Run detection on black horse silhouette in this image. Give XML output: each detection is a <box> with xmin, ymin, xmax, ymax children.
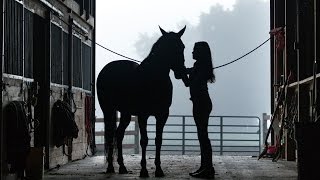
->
<box><xmin>96</xmin><ymin>26</ymin><xmax>187</xmax><ymax>177</ymax></box>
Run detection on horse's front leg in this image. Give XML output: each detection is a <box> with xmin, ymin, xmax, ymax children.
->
<box><xmin>154</xmin><ymin>112</ymin><xmax>169</xmax><ymax>177</ymax></box>
<box><xmin>138</xmin><ymin>114</ymin><xmax>149</xmax><ymax>177</ymax></box>
<box><xmin>116</xmin><ymin>112</ymin><xmax>131</xmax><ymax>174</ymax></box>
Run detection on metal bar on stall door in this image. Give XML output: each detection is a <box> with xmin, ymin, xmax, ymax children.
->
<box><xmin>0</xmin><ymin>0</ymin><xmax>5</xmax><ymax>178</ymax></box>
<box><xmin>90</xmin><ymin>0</ymin><xmax>97</xmax><ymax>153</ymax></box>
<box><xmin>314</xmin><ymin>0</ymin><xmax>317</xmax><ymax>122</ymax></box>
<box><xmin>295</xmin><ymin>0</ymin><xmax>300</xmax><ymax>122</ymax></box>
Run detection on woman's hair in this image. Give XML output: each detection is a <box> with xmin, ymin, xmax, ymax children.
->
<box><xmin>194</xmin><ymin>41</ymin><xmax>216</xmax><ymax>83</ymax></box>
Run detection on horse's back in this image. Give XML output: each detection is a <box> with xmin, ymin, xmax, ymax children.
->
<box><xmin>97</xmin><ymin>60</ymin><xmax>138</xmax><ymax>89</ymax></box>
<box><xmin>97</xmin><ymin>60</ymin><xmax>139</xmax><ymax>107</ymax></box>
<box><xmin>97</xmin><ymin>60</ymin><xmax>173</xmax><ymax>114</ymax></box>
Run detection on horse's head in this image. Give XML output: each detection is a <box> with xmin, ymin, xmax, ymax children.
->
<box><xmin>157</xmin><ymin>26</ymin><xmax>187</xmax><ymax>79</ymax></box>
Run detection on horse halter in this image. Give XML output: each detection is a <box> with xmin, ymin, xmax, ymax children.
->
<box><xmin>158</xmin><ymin>26</ymin><xmax>187</xmax><ymax>79</ymax></box>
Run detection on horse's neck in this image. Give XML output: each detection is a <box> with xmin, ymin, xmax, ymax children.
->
<box><xmin>138</xmin><ymin>56</ymin><xmax>170</xmax><ymax>80</ymax></box>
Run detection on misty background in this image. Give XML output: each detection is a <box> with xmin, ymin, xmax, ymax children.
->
<box><xmin>95</xmin><ymin>0</ymin><xmax>271</xmax><ymax>120</ymax></box>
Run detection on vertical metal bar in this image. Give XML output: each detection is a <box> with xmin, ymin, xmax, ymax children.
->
<box><xmin>60</xmin><ymin>20</ymin><xmax>63</xmax><ymax>86</ymax></box>
<box><xmin>220</xmin><ymin>117</ymin><xmax>223</xmax><ymax>155</ymax></box>
<box><xmin>270</xmin><ymin>0</ymin><xmax>275</xmax><ymax>130</ymax></box>
<box><xmin>295</xmin><ymin>0</ymin><xmax>300</xmax><ymax>122</ymax></box>
<box><xmin>22</xmin><ymin>1</ymin><xmax>24</xmax><ymax>79</ymax></box>
<box><xmin>182</xmin><ymin>116</ymin><xmax>185</xmax><ymax>155</ymax></box>
<box><xmin>314</xmin><ymin>0</ymin><xmax>317</xmax><ymax>122</ymax></box>
<box><xmin>80</xmin><ymin>39</ymin><xmax>83</xmax><ymax>88</ymax></box>
<box><xmin>0</xmin><ymin>0</ymin><xmax>4</xmax><ymax>177</ymax></box>
<box><xmin>259</xmin><ymin>116</ymin><xmax>262</xmax><ymax>154</ymax></box>
<box><xmin>68</xmin><ymin>16</ymin><xmax>73</xmax><ymax>109</ymax></box>
<box><xmin>311</xmin><ymin>0</ymin><xmax>317</xmax><ymax>122</ymax></box>
<box><xmin>44</xmin><ymin>10</ymin><xmax>52</xmax><ymax>169</ymax></box>
<box><xmin>7</xmin><ymin>0</ymin><xmax>10</xmax><ymax>74</ymax></box>
<box><xmin>272</xmin><ymin>0</ymin><xmax>278</xmax><ymax>130</ymax></box>
<box><xmin>90</xmin><ymin>0</ymin><xmax>96</xmax><ymax>154</ymax></box>
<box><xmin>67</xmin><ymin>22</ymin><xmax>74</xmax><ymax>160</ymax></box>
<box><xmin>12</xmin><ymin>1</ymin><xmax>15</xmax><ymax>74</ymax></box>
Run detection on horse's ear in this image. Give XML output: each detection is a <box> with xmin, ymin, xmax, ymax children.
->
<box><xmin>159</xmin><ymin>26</ymin><xmax>168</xmax><ymax>35</ymax></box>
<box><xmin>177</xmin><ymin>25</ymin><xmax>186</xmax><ymax>38</ymax></box>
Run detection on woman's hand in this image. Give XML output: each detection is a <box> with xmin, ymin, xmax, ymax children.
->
<box><xmin>182</xmin><ymin>76</ymin><xmax>190</xmax><ymax>87</ymax></box>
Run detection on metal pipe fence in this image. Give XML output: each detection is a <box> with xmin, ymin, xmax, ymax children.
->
<box><xmin>95</xmin><ymin>115</ymin><xmax>261</xmax><ymax>156</ymax></box>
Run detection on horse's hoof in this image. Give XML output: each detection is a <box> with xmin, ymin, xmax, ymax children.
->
<box><xmin>139</xmin><ymin>168</ymin><xmax>149</xmax><ymax>177</ymax></box>
<box><xmin>106</xmin><ymin>166</ymin><xmax>115</xmax><ymax>173</ymax></box>
<box><xmin>155</xmin><ymin>167</ymin><xmax>165</xmax><ymax>177</ymax></box>
<box><xmin>119</xmin><ymin>165</ymin><xmax>128</xmax><ymax>174</ymax></box>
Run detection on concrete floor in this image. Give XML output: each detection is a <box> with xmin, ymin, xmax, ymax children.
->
<box><xmin>44</xmin><ymin>155</ymin><xmax>298</xmax><ymax>180</ymax></box>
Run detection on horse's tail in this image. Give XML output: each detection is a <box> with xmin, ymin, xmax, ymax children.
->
<box><xmin>103</xmin><ymin>107</ymin><xmax>117</xmax><ymax>163</ymax></box>
<box><xmin>97</xmin><ymin>83</ymin><xmax>116</xmax><ymax>163</ymax></box>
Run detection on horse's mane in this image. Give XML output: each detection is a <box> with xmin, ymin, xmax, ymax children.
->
<box><xmin>140</xmin><ymin>32</ymin><xmax>176</xmax><ymax>66</ymax></box>
<box><xmin>138</xmin><ymin>36</ymin><xmax>162</xmax><ymax>67</ymax></box>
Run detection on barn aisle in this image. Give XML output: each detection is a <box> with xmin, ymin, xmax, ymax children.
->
<box><xmin>44</xmin><ymin>155</ymin><xmax>297</xmax><ymax>179</ymax></box>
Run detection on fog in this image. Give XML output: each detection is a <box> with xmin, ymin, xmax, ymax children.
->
<box><xmin>95</xmin><ymin>0</ymin><xmax>271</xmax><ymax>119</ymax></box>
<box><xmin>134</xmin><ymin>0</ymin><xmax>271</xmax><ymax>117</ymax></box>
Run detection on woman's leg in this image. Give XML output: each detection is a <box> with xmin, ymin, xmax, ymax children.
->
<box><xmin>190</xmin><ymin>97</ymin><xmax>215</xmax><ymax>178</ymax></box>
<box><xmin>194</xmin><ymin>115</ymin><xmax>212</xmax><ymax>167</ymax></box>
<box><xmin>193</xmin><ymin>96</ymin><xmax>213</xmax><ymax>168</ymax></box>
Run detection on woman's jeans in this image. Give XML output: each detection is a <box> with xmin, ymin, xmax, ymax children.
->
<box><xmin>192</xmin><ymin>95</ymin><xmax>213</xmax><ymax>168</ymax></box>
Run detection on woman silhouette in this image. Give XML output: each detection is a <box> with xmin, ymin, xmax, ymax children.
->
<box><xmin>183</xmin><ymin>41</ymin><xmax>216</xmax><ymax>179</ymax></box>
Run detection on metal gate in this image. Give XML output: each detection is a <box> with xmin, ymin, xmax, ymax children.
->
<box><xmin>95</xmin><ymin>115</ymin><xmax>261</xmax><ymax>156</ymax></box>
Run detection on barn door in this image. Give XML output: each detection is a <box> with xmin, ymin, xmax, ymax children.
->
<box><xmin>32</xmin><ymin>13</ymin><xmax>51</xmax><ymax>169</ymax></box>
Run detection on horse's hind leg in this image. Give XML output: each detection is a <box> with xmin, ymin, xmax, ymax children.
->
<box><xmin>103</xmin><ymin>109</ymin><xmax>117</xmax><ymax>173</ymax></box>
<box><xmin>138</xmin><ymin>114</ymin><xmax>149</xmax><ymax>177</ymax></box>
<box><xmin>154</xmin><ymin>112</ymin><xmax>169</xmax><ymax>177</ymax></box>
<box><xmin>116</xmin><ymin>112</ymin><xmax>131</xmax><ymax>174</ymax></box>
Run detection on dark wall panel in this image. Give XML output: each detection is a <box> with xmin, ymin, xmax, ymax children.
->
<box><xmin>33</xmin><ymin>13</ymin><xmax>50</xmax><ymax>147</ymax></box>
<box><xmin>4</xmin><ymin>0</ymin><xmax>23</xmax><ymax>76</ymax></box>
<box><xmin>75</xmin><ymin>0</ymin><xmax>84</xmax><ymax>15</ymax></box>
<box><xmin>90</xmin><ymin>0</ymin><xmax>95</xmax><ymax>17</ymax></box>
<box><xmin>298</xmin><ymin>0</ymin><xmax>314</xmax><ymax>79</ymax></box>
<box><xmin>51</xmin><ymin>23</ymin><xmax>62</xmax><ymax>84</ymax></box>
<box><xmin>285</xmin><ymin>2</ymin><xmax>297</xmax><ymax>81</ymax></box>
<box><xmin>73</xmin><ymin>36</ymin><xmax>82</xmax><ymax>87</ymax></box>
<box><xmin>82</xmin><ymin>43</ymin><xmax>91</xmax><ymax>90</ymax></box>
<box><xmin>63</xmin><ymin>32</ymin><xmax>69</xmax><ymax>86</ymax></box>
<box><xmin>24</xmin><ymin>9</ymin><xmax>34</xmax><ymax>78</ymax></box>
<box><xmin>75</xmin><ymin>0</ymin><xmax>94</xmax><ymax>17</ymax></box>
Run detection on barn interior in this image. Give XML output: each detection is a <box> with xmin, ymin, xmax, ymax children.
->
<box><xmin>0</xmin><ymin>0</ymin><xmax>319</xmax><ymax>179</ymax></box>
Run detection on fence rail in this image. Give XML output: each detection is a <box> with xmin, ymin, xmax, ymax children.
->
<box><xmin>95</xmin><ymin>115</ymin><xmax>261</xmax><ymax>156</ymax></box>
<box><xmin>95</xmin><ymin>116</ymin><xmax>139</xmax><ymax>153</ymax></box>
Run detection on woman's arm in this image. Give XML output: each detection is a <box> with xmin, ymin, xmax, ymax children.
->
<box><xmin>181</xmin><ymin>67</ymin><xmax>191</xmax><ymax>87</ymax></box>
<box><xmin>186</xmin><ymin>67</ymin><xmax>193</xmax><ymax>74</ymax></box>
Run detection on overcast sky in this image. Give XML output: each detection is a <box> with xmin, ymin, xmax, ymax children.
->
<box><xmin>95</xmin><ymin>0</ymin><xmax>270</xmax><ymax>118</ymax></box>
